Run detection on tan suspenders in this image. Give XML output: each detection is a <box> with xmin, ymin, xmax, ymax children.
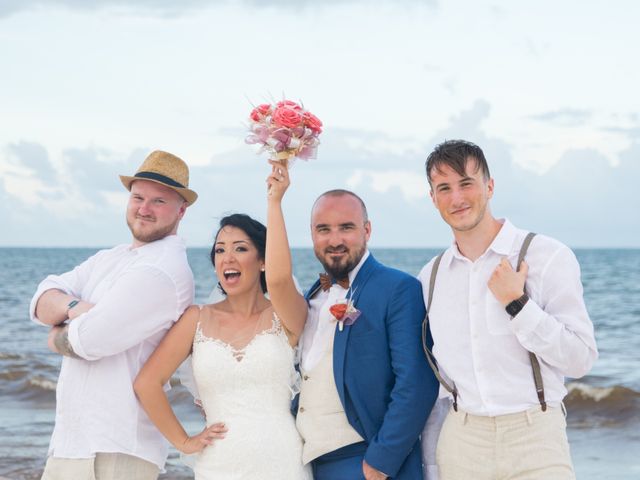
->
<box><xmin>421</xmin><ymin>232</ymin><xmax>547</xmax><ymax>412</ymax></box>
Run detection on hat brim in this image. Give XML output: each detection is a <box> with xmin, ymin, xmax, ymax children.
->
<box><xmin>120</xmin><ymin>175</ymin><xmax>198</xmax><ymax>206</ymax></box>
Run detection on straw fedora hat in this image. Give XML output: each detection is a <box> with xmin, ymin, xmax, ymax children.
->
<box><xmin>120</xmin><ymin>150</ymin><xmax>198</xmax><ymax>205</ymax></box>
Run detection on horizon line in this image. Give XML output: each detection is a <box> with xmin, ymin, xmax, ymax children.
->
<box><xmin>1</xmin><ymin>245</ymin><xmax>639</xmax><ymax>250</ymax></box>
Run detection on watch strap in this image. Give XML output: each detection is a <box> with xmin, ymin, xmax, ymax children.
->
<box><xmin>505</xmin><ymin>292</ymin><xmax>528</xmax><ymax>317</ymax></box>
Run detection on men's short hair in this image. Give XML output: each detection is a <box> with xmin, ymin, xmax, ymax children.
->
<box><xmin>425</xmin><ymin>140</ymin><xmax>491</xmax><ymax>188</ymax></box>
<box><xmin>313</xmin><ymin>189</ymin><xmax>369</xmax><ymax>223</ymax></box>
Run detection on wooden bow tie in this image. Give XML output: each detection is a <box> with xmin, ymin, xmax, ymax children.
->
<box><xmin>319</xmin><ymin>273</ymin><xmax>350</xmax><ymax>291</ymax></box>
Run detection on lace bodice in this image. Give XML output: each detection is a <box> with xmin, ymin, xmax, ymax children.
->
<box><xmin>194</xmin><ymin>310</ymin><xmax>284</xmax><ymax>361</ymax></box>
<box><xmin>189</xmin><ymin>310</ymin><xmax>310</xmax><ymax>479</ymax></box>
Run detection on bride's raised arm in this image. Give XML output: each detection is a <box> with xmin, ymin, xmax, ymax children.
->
<box><xmin>265</xmin><ymin>159</ymin><xmax>308</xmax><ymax>343</ymax></box>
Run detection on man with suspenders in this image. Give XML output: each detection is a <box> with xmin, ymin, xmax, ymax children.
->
<box><xmin>417</xmin><ymin>140</ymin><xmax>598</xmax><ymax>479</ymax></box>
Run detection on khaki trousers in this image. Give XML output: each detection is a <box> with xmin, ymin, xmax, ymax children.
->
<box><xmin>436</xmin><ymin>406</ymin><xmax>575</xmax><ymax>480</ymax></box>
<box><xmin>41</xmin><ymin>452</ymin><xmax>159</xmax><ymax>480</ymax></box>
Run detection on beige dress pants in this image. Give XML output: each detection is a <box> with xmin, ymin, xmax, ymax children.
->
<box><xmin>41</xmin><ymin>452</ymin><xmax>159</xmax><ymax>480</ymax></box>
<box><xmin>436</xmin><ymin>406</ymin><xmax>575</xmax><ymax>480</ymax></box>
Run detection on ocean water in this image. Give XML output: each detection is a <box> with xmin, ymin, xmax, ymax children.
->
<box><xmin>0</xmin><ymin>247</ymin><xmax>638</xmax><ymax>479</ymax></box>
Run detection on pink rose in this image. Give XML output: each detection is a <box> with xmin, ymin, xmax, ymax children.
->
<box><xmin>272</xmin><ymin>106</ymin><xmax>303</xmax><ymax>128</ymax></box>
<box><xmin>276</xmin><ymin>99</ymin><xmax>302</xmax><ymax>111</ymax></box>
<box><xmin>303</xmin><ymin>111</ymin><xmax>323</xmax><ymax>133</ymax></box>
<box><xmin>250</xmin><ymin>104</ymin><xmax>272</xmax><ymax>122</ymax></box>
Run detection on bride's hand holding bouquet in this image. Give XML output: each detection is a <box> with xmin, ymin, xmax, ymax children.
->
<box><xmin>266</xmin><ymin>159</ymin><xmax>291</xmax><ymax>203</ymax></box>
<box><xmin>254</xmin><ymin>99</ymin><xmax>319</xmax><ymax>346</ymax></box>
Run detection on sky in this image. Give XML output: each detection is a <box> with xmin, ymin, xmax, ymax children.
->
<box><xmin>1</xmin><ymin>0</ymin><xmax>638</xmax><ymax>248</ymax></box>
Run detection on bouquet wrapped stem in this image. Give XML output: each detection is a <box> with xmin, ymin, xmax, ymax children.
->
<box><xmin>274</xmin><ymin>151</ymin><xmax>295</xmax><ymax>166</ymax></box>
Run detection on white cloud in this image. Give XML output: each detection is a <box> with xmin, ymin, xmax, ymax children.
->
<box><xmin>0</xmin><ymin>0</ymin><xmax>638</xmax><ymax>246</ymax></box>
<box><xmin>347</xmin><ymin>169</ymin><xmax>426</xmax><ymax>201</ymax></box>
<box><xmin>102</xmin><ymin>190</ymin><xmax>129</xmax><ymax>210</ymax></box>
<box><xmin>2</xmin><ymin>115</ymin><xmax>638</xmax><ymax>247</ymax></box>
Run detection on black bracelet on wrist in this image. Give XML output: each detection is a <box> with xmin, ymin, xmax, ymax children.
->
<box><xmin>67</xmin><ymin>299</ymin><xmax>79</xmax><ymax>315</ymax></box>
<box><xmin>505</xmin><ymin>293</ymin><xmax>529</xmax><ymax>318</ymax></box>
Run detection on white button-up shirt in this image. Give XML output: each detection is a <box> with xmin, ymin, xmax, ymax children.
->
<box><xmin>29</xmin><ymin>235</ymin><xmax>194</xmax><ymax>469</ymax></box>
<box><xmin>300</xmin><ymin>251</ymin><xmax>369</xmax><ymax>371</ymax></box>
<box><xmin>418</xmin><ymin>219</ymin><xmax>598</xmax><ymax>416</ymax></box>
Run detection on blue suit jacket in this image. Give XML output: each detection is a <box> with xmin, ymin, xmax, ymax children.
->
<box><xmin>302</xmin><ymin>254</ymin><xmax>439</xmax><ymax>479</ymax></box>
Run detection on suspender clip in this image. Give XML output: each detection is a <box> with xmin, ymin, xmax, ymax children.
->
<box><xmin>537</xmin><ymin>390</ymin><xmax>547</xmax><ymax>412</ymax></box>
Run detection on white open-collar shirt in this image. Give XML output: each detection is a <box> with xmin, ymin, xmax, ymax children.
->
<box><xmin>418</xmin><ymin>219</ymin><xmax>598</xmax><ymax>416</ymax></box>
<box><xmin>29</xmin><ymin>235</ymin><xmax>194</xmax><ymax>469</ymax></box>
<box><xmin>300</xmin><ymin>251</ymin><xmax>369</xmax><ymax>372</ymax></box>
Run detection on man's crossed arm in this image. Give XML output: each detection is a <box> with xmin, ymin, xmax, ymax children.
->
<box><xmin>37</xmin><ymin>289</ymin><xmax>95</xmax><ymax>358</ymax></box>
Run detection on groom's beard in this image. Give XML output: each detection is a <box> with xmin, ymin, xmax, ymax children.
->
<box><xmin>315</xmin><ymin>243</ymin><xmax>366</xmax><ymax>281</ymax></box>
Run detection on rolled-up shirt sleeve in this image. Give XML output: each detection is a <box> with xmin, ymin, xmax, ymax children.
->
<box><xmin>67</xmin><ymin>265</ymin><xmax>179</xmax><ymax>361</ymax></box>
<box><xmin>509</xmin><ymin>245</ymin><xmax>598</xmax><ymax>378</ymax></box>
<box><xmin>29</xmin><ymin>252</ymin><xmax>101</xmax><ymax>326</ymax></box>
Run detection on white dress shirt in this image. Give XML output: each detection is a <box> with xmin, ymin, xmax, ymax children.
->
<box><xmin>300</xmin><ymin>251</ymin><xmax>369</xmax><ymax>371</ymax></box>
<box><xmin>29</xmin><ymin>235</ymin><xmax>194</xmax><ymax>469</ymax></box>
<box><xmin>417</xmin><ymin>219</ymin><xmax>598</xmax><ymax>416</ymax></box>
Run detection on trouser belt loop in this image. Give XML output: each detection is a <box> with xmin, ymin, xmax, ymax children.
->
<box><xmin>525</xmin><ymin>409</ymin><xmax>533</xmax><ymax>426</ymax></box>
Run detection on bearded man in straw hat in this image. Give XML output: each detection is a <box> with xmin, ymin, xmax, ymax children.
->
<box><xmin>29</xmin><ymin>150</ymin><xmax>198</xmax><ymax>480</ymax></box>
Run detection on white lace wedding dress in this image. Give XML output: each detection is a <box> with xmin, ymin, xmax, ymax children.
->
<box><xmin>190</xmin><ymin>309</ymin><xmax>312</xmax><ymax>480</ymax></box>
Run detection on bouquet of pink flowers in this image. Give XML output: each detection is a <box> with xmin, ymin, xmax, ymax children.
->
<box><xmin>245</xmin><ymin>99</ymin><xmax>323</xmax><ymax>165</ymax></box>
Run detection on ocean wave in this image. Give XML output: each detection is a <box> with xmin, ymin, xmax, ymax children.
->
<box><xmin>3</xmin><ymin>371</ymin><xmax>638</xmax><ymax>426</ymax></box>
<box><xmin>9</xmin><ymin>375</ymin><xmax>57</xmax><ymax>403</ymax></box>
<box><xmin>566</xmin><ymin>381</ymin><xmax>640</xmax><ymax>404</ymax></box>
<box><xmin>0</xmin><ymin>352</ymin><xmax>23</xmax><ymax>360</ymax></box>
<box><xmin>565</xmin><ymin>381</ymin><xmax>640</xmax><ymax>427</ymax></box>
<box><xmin>27</xmin><ymin>376</ymin><xmax>57</xmax><ymax>392</ymax></box>
<box><xmin>0</xmin><ymin>371</ymin><xmax>57</xmax><ymax>403</ymax></box>
<box><xmin>0</xmin><ymin>353</ymin><xmax>59</xmax><ymax>401</ymax></box>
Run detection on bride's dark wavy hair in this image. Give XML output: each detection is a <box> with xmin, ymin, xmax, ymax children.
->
<box><xmin>210</xmin><ymin>213</ymin><xmax>268</xmax><ymax>295</ymax></box>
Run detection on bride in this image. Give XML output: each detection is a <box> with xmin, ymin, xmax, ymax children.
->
<box><xmin>134</xmin><ymin>161</ymin><xmax>311</xmax><ymax>479</ymax></box>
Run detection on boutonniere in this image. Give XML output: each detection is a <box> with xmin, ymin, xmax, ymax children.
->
<box><xmin>329</xmin><ymin>288</ymin><xmax>361</xmax><ymax>331</ymax></box>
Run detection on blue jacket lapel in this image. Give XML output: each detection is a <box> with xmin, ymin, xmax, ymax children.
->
<box><xmin>350</xmin><ymin>254</ymin><xmax>379</xmax><ymax>307</ymax></box>
<box><xmin>333</xmin><ymin>254</ymin><xmax>379</xmax><ymax>406</ymax></box>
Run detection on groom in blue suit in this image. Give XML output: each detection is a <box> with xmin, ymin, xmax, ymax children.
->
<box><xmin>295</xmin><ymin>189</ymin><xmax>438</xmax><ymax>480</ymax></box>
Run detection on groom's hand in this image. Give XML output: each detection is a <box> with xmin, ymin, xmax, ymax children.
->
<box><xmin>363</xmin><ymin>460</ymin><xmax>388</xmax><ymax>480</ymax></box>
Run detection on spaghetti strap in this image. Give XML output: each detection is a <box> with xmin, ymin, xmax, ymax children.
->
<box><xmin>194</xmin><ymin>305</ymin><xmax>207</xmax><ymax>343</ymax></box>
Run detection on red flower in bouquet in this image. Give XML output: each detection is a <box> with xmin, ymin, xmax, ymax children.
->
<box><xmin>250</xmin><ymin>104</ymin><xmax>272</xmax><ymax>122</ymax></box>
<box><xmin>303</xmin><ymin>111</ymin><xmax>323</xmax><ymax>133</ymax></box>
<box><xmin>272</xmin><ymin>105</ymin><xmax>303</xmax><ymax>128</ymax></box>
<box><xmin>276</xmin><ymin>99</ymin><xmax>303</xmax><ymax>111</ymax></box>
<box><xmin>245</xmin><ymin>98</ymin><xmax>322</xmax><ymax>165</ymax></box>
